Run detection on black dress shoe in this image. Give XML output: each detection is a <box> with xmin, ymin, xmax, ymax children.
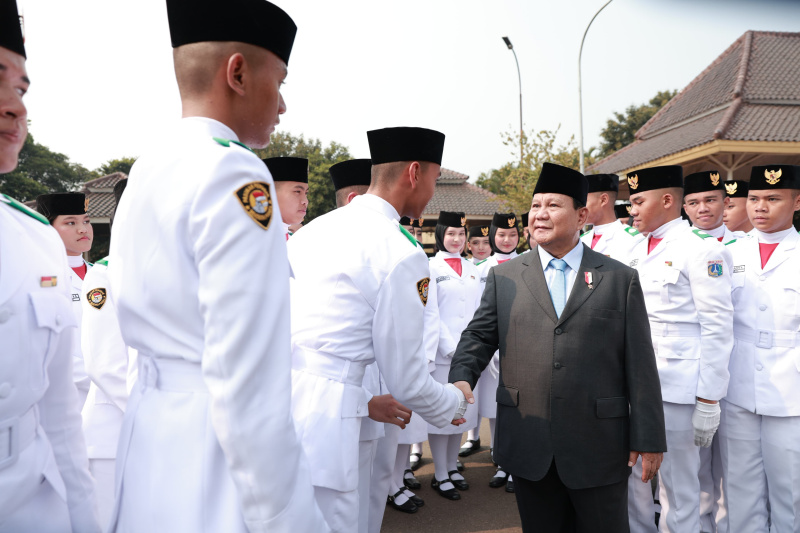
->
<box><xmin>489</xmin><ymin>468</ymin><xmax>507</xmax><ymax>488</ymax></box>
<box><xmin>458</xmin><ymin>438</ymin><xmax>481</xmax><ymax>457</ymax></box>
<box><xmin>403</xmin><ymin>489</ymin><xmax>425</xmax><ymax>507</ymax></box>
<box><xmin>505</xmin><ymin>478</ymin><xmax>515</xmax><ymax>493</ymax></box>
<box><xmin>409</xmin><ymin>452</ymin><xmax>422</xmax><ymax>471</ymax></box>
<box><xmin>387</xmin><ymin>489</ymin><xmax>418</xmax><ymax>514</ymax></box>
<box><xmin>403</xmin><ymin>469</ymin><xmax>421</xmax><ymax>490</ymax></box>
<box><xmin>456</xmin><ymin>460</ymin><xmax>464</xmax><ymax>471</ymax></box>
<box><xmin>447</xmin><ymin>470</ymin><xmax>469</xmax><ymax>491</ymax></box>
<box><xmin>431</xmin><ymin>477</ymin><xmax>461</xmax><ymax>500</ymax></box>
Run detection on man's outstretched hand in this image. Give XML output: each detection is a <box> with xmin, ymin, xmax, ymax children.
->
<box><xmin>628</xmin><ymin>451</ymin><xmax>663</xmax><ymax>482</ymax></box>
<box><xmin>368</xmin><ymin>394</ymin><xmax>412</xmax><ymax>429</ymax></box>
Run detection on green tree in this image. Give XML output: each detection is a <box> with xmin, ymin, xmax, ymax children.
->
<box><xmin>96</xmin><ymin>157</ymin><xmax>137</xmax><ymax>177</ymax></box>
<box><xmin>597</xmin><ymin>89</ymin><xmax>677</xmax><ymax>158</ymax></box>
<box><xmin>254</xmin><ymin>132</ymin><xmax>351</xmax><ymax>223</ymax></box>
<box><xmin>0</xmin><ymin>132</ymin><xmax>93</xmax><ymax>202</ymax></box>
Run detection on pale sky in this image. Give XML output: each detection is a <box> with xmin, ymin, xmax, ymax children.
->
<box><xmin>19</xmin><ymin>0</ymin><xmax>800</xmax><ymax>181</ymax></box>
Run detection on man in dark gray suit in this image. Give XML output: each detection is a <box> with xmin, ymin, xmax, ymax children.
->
<box><xmin>449</xmin><ymin>163</ymin><xmax>667</xmax><ymax>532</ymax></box>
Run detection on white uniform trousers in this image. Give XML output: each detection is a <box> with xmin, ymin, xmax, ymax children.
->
<box><xmin>367</xmin><ymin>424</ymin><xmax>400</xmax><ymax>533</ymax></box>
<box><xmin>657</xmin><ymin>402</ymin><xmax>702</xmax><ymax>533</ymax></box>
<box><xmin>0</xmin><ymin>479</ymin><xmax>71</xmax><ymax>533</ymax></box>
<box><xmin>355</xmin><ymin>439</ymin><xmax>378</xmax><ymax>533</ymax></box>
<box><xmin>719</xmin><ymin>400</ymin><xmax>800</xmax><ymax>533</ymax></box>
<box><xmin>89</xmin><ymin>458</ymin><xmax>115</xmax><ymax>530</ymax></box>
<box><xmin>628</xmin><ymin>458</ymin><xmax>657</xmax><ymax>533</ymax></box>
<box><xmin>698</xmin><ymin>434</ymin><xmax>727</xmax><ymax>532</ymax></box>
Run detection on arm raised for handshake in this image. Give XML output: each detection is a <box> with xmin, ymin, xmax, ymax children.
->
<box><xmin>450</xmin><ymin>381</ymin><xmax>474</xmax><ymax>425</ymax></box>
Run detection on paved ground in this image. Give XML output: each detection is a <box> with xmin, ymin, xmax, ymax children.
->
<box><xmin>381</xmin><ymin>419</ymin><xmax>522</xmax><ymax>533</ymax></box>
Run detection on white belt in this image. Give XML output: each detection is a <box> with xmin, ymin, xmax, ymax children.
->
<box><xmin>0</xmin><ymin>405</ymin><xmax>37</xmax><ymax>471</ymax></box>
<box><xmin>137</xmin><ymin>353</ymin><xmax>206</xmax><ymax>393</ymax></box>
<box><xmin>735</xmin><ymin>326</ymin><xmax>800</xmax><ymax>349</ymax></box>
<box><xmin>650</xmin><ymin>322</ymin><xmax>701</xmax><ymax>337</ymax></box>
<box><xmin>293</xmin><ymin>349</ymin><xmax>366</xmax><ymax>386</ymax></box>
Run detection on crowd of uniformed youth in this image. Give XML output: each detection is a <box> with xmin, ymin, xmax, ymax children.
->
<box><xmin>2</xmin><ymin>0</ymin><xmax>800</xmax><ymax>532</ymax></box>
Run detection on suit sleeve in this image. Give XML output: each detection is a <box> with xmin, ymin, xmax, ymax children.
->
<box><xmin>189</xmin><ymin>150</ymin><xmax>328</xmax><ymax>533</ymax></box>
<box><xmin>372</xmin><ymin>252</ymin><xmax>459</xmax><ymax>428</ymax></box>
<box><xmin>448</xmin><ymin>266</ymin><xmax>501</xmax><ymax>389</ymax></box>
<box><xmin>624</xmin><ymin>270</ymin><xmax>667</xmax><ymax>453</ymax></box>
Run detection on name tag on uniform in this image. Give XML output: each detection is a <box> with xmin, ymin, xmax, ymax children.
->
<box><xmin>436</xmin><ymin>275</ymin><xmax>450</xmax><ymax>283</ymax></box>
<box><xmin>733</xmin><ymin>265</ymin><xmax>745</xmax><ymax>273</ymax></box>
<box><xmin>40</xmin><ymin>276</ymin><xmax>57</xmax><ymax>287</ymax></box>
<box><xmin>629</xmin><ymin>259</ymin><xmax>639</xmax><ymax>267</ymax></box>
<box><xmin>72</xmin><ymin>293</ymin><xmax>80</xmax><ymax>302</ymax></box>
<box><xmin>480</xmin><ymin>277</ymin><xmax>487</xmax><ymax>283</ymax></box>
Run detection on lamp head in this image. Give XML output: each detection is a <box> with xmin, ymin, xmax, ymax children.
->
<box><xmin>502</xmin><ymin>36</ymin><xmax>513</xmax><ymax>50</ymax></box>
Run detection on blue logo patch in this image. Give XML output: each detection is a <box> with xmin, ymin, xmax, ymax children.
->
<box><xmin>708</xmin><ymin>261</ymin><xmax>723</xmax><ymax>278</ymax></box>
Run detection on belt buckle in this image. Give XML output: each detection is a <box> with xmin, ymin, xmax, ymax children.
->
<box><xmin>756</xmin><ymin>330</ymin><xmax>773</xmax><ymax>349</ymax></box>
<box><xmin>0</xmin><ymin>416</ymin><xmax>20</xmax><ymax>471</ymax></box>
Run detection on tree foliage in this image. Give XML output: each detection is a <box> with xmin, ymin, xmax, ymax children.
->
<box><xmin>597</xmin><ymin>90</ymin><xmax>677</xmax><ymax>159</ymax></box>
<box><xmin>254</xmin><ymin>132</ymin><xmax>351</xmax><ymax>223</ymax></box>
<box><xmin>96</xmin><ymin>157</ymin><xmax>137</xmax><ymax>177</ymax></box>
<box><xmin>476</xmin><ymin>126</ymin><xmax>595</xmax><ymax>217</ymax></box>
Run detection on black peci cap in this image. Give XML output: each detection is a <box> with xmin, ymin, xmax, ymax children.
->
<box><xmin>521</xmin><ymin>212</ymin><xmax>529</xmax><ymax>228</ymax></box>
<box><xmin>167</xmin><ymin>0</ymin><xmax>297</xmax><ymax>65</ymax></box>
<box><xmin>585</xmin><ymin>173</ymin><xmax>619</xmax><ymax>193</ymax></box>
<box><xmin>36</xmin><ymin>193</ymin><xmax>87</xmax><ymax>220</ymax></box>
<box><xmin>399</xmin><ymin>216</ymin><xmax>411</xmax><ymax>226</ymax></box>
<box><xmin>438</xmin><ymin>211</ymin><xmax>466</xmax><ymax>228</ymax></box>
<box><xmin>626</xmin><ymin>166</ymin><xmax>683</xmax><ymax>194</ymax></box>
<box><xmin>683</xmin><ymin>170</ymin><xmax>724</xmax><ymax>196</ymax></box>
<box><xmin>749</xmin><ymin>165</ymin><xmax>800</xmax><ymax>191</ymax></box>
<box><xmin>410</xmin><ymin>218</ymin><xmax>421</xmax><ymax>228</ymax></box>
<box><xmin>263</xmin><ymin>157</ymin><xmax>308</xmax><ymax>183</ymax></box>
<box><xmin>367</xmin><ymin>127</ymin><xmax>445</xmax><ymax>165</ymax></box>
<box><xmin>614</xmin><ymin>202</ymin><xmax>632</xmax><ymax>219</ymax></box>
<box><xmin>492</xmin><ymin>212</ymin><xmax>518</xmax><ymax>229</ymax></box>
<box><xmin>533</xmin><ymin>163</ymin><xmax>588</xmax><ymax>205</ymax></box>
<box><xmin>723</xmin><ymin>180</ymin><xmax>749</xmax><ymax>198</ymax></box>
<box><xmin>113</xmin><ymin>179</ymin><xmax>128</xmax><ymax>208</ymax></box>
<box><xmin>329</xmin><ymin>159</ymin><xmax>372</xmax><ymax>191</ymax></box>
<box><xmin>468</xmin><ymin>225</ymin><xmax>490</xmax><ymax>239</ymax></box>
<box><xmin>0</xmin><ymin>0</ymin><xmax>24</xmax><ymax>58</ymax></box>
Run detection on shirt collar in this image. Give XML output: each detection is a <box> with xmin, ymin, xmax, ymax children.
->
<box><xmin>593</xmin><ymin>220</ymin><xmax>619</xmax><ymax>236</ymax></box>
<box><xmin>694</xmin><ymin>223</ymin><xmax>725</xmax><ymax>239</ymax></box>
<box><xmin>650</xmin><ymin>217</ymin><xmax>687</xmax><ymax>239</ymax></box>
<box><xmin>538</xmin><ymin>240</ymin><xmax>584</xmax><ymax>273</ymax></box>
<box><xmin>180</xmin><ymin>116</ymin><xmax>239</xmax><ymax>141</ymax></box>
<box><xmin>351</xmin><ymin>193</ymin><xmax>400</xmax><ymax>222</ymax></box>
<box><xmin>754</xmin><ymin>226</ymin><xmax>797</xmax><ymax>244</ymax></box>
<box><xmin>436</xmin><ymin>251</ymin><xmax>462</xmax><ymax>259</ymax></box>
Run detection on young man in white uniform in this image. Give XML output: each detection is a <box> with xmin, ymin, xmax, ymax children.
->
<box><xmin>720</xmin><ymin>164</ymin><xmax>800</xmax><ymax>532</ymax></box>
<box><xmin>108</xmin><ymin>1</ymin><xmax>327</xmax><ymax>531</ymax></box>
<box><xmin>627</xmin><ymin>165</ymin><xmax>733</xmax><ymax>533</ymax></box>
<box><xmin>264</xmin><ymin>156</ymin><xmax>309</xmax><ymax>238</ymax></box>
<box><xmin>289</xmin><ymin>127</ymin><xmax>468</xmax><ymax>533</ymax></box>
<box><xmin>683</xmin><ymin>170</ymin><xmax>743</xmax><ymax>245</ymax></box>
<box><xmin>581</xmin><ymin>173</ymin><xmax>643</xmax><ymax>264</ymax></box>
<box><xmin>722</xmin><ymin>179</ymin><xmax>753</xmax><ymax>234</ymax></box>
<box><xmin>0</xmin><ymin>7</ymin><xmax>100</xmax><ymax>530</ymax></box>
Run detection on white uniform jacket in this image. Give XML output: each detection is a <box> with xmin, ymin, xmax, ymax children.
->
<box><xmin>69</xmin><ymin>256</ymin><xmax>92</xmax><ymax>409</ymax></box>
<box><xmin>0</xmin><ymin>197</ymin><xmax>99</xmax><ymax>532</ymax></box>
<box><xmin>288</xmin><ymin>194</ymin><xmax>460</xmax><ymax>492</ymax></box>
<box><xmin>109</xmin><ymin>117</ymin><xmax>326</xmax><ymax>533</ymax></box>
<box><xmin>629</xmin><ymin>218</ymin><xmax>734</xmax><ymax>404</ymax></box>
<box><xmin>80</xmin><ymin>258</ymin><xmax>132</xmax><ymax>460</ymax></box>
<box><xmin>581</xmin><ymin>220</ymin><xmax>644</xmax><ymax>264</ymax></box>
<box><xmin>727</xmin><ymin>230</ymin><xmax>800</xmax><ymax>416</ymax></box>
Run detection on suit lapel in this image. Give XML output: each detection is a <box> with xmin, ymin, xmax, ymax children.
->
<box><xmin>521</xmin><ymin>248</ymin><xmax>559</xmax><ymax>324</ymax></box>
<box><xmin>557</xmin><ymin>245</ymin><xmax>604</xmax><ymax>326</ymax></box>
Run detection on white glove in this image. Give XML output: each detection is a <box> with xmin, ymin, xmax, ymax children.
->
<box><xmin>488</xmin><ymin>353</ymin><xmax>500</xmax><ymax>380</ymax></box>
<box><xmin>692</xmin><ymin>401</ymin><xmax>720</xmax><ymax>447</ymax></box>
<box><xmin>446</xmin><ymin>383</ymin><xmax>468</xmax><ymax>420</ymax></box>
<box><xmin>445</xmin><ymin>350</ymin><xmax>455</xmax><ymax>359</ymax></box>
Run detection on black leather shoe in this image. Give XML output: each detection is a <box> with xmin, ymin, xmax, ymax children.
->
<box><xmin>409</xmin><ymin>452</ymin><xmax>422</xmax><ymax>471</ymax></box>
<box><xmin>489</xmin><ymin>468</ymin><xmax>507</xmax><ymax>488</ymax></box>
<box><xmin>447</xmin><ymin>470</ymin><xmax>469</xmax><ymax>491</ymax></box>
<box><xmin>403</xmin><ymin>469</ymin><xmax>421</xmax><ymax>490</ymax></box>
<box><xmin>505</xmin><ymin>478</ymin><xmax>515</xmax><ymax>493</ymax></box>
<box><xmin>403</xmin><ymin>489</ymin><xmax>425</xmax><ymax>508</ymax></box>
<box><xmin>431</xmin><ymin>477</ymin><xmax>461</xmax><ymax>500</ymax></box>
<box><xmin>458</xmin><ymin>438</ymin><xmax>481</xmax><ymax>457</ymax></box>
<box><xmin>387</xmin><ymin>489</ymin><xmax>418</xmax><ymax>514</ymax></box>
<box><xmin>456</xmin><ymin>460</ymin><xmax>464</xmax><ymax>471</ymax></box>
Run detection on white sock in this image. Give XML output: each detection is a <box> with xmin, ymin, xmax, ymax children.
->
<box><xmin>411</xmin><ymin>442</ymin><xmax>423</xmax><ymax>455</ymax></box>
<box><xmin>488</xmin><ymin>418</ymin><xmax>497</xmax><ymax>448</ymax></box>
<box><xmin>391</xmin><ymin>489</ymin><xmax>409</xmax><ymax>505</ymax></box>
<box><xmin>428</xmin><ymin>434</ymin><xmax>452</xmax><ymax>484</ymax></box>
<box><xmin>393</xmin><ymin>444</ymin><xmax>410</xmax><ymax>490</ymax></box>
<box><xmin>447</xmin><ymin>434</ymin><xmax>465</xmax><ymax>480</ymax></box>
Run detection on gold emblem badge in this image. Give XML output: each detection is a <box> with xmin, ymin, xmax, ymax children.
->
<box><xmin>86</xmin><ymin>288</ymin><xmax>107</xmax><ymax>310</ymax></box>
<box><xmin>725</xmin><ymin>182</ymin><xmax>738</xmax><ymax>195</ymax></box>
<box><xmin>628</xmin><ymin>174</ymin><xmax>639</xmax><ymax>190</ymax></box>
<box><xmin>710</xmin><ymin>173</ymin><xmax>720</xmax><ymax>186</ymax></box>
<box><xmin>765</xmin><ymin>168</ymin><xmax>782</xmax><ymax>185</ymax></box>
<box><xmin>84</xmin><ymin>197</ymin><xmax>90</xmax><ymax>212</ymax></box>
<box><xmin>481</xmin><ymin>227</ymin><xmax>489</xmax><ymax>237</ymax></box>
<box><xmin>417</xmin><ymin>278</ymin><xmax>430</xmax><ymax>306</ymax></box>
<box><xmin>626</xmin><ymin>205</ymin><xmax>632</xmax><ymax>214</ymax></box>
<box><xmin>419</xmin><ymin>218</ymin><xmax>424</xmax><ymax>225</ymax></box>
<box><xmin>234</xmin><ymin>182</ymin><xmax>273</xmax><ymax>230</ymax></box>
<box><xmin>460</xmin><ymin>216</ymin><xmax>466</xmax><ymax>227</ymax></box>
<box><xmin>508</xmin><ymin>216</ymin><xmax>516</xmax><ymax>228</ymax></box>
<box><xmin>410</xmin><ymin>219</ymin><xmax>416</xmax><ymax>225</ymax></box>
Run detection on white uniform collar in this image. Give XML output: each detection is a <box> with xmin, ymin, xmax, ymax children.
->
<box><xmin>593</xmin><ymin>220</ymin><xmax>619</xmax><ymax>236</ymax></box>
<box><xmin>436</xmin><ymin>251</ymin><xmax>462</xmax><ymax>260</ymax></box>
<box><xmin>693</xmin><ymin>223</ymin><xmax>726</xmax><ymax>239</ymax></box>
<box><xmin>351</xmin><ymin>194</ymin><xmax>400</xmax><ymax>222</ymax></box>
<box><xmin>181</xmin><ymin>116</ymin><xmax>240</xmax><ymax>141</ymax></box>
<box><xmin>753</xmin><ymin>226</ymin><xmax>796</xmax><ymax>244</ymax></box>
<box><xmin>538</xmin><ymin>240</ymin><xmax>584</xmax><ymax>273</ymax></box>
<box><xmin>650</xmin><ymin>217</ymin><xmax>687</xmax><ymax>239</ymax></box>
<box><xmin>67</xmin><ymin>255</ymin><xmax>85</xmax><ymax>268</ymax></box>
<box><xmin>493</xmin><ymin>251</ymin><xmax>518</xmax><ymax>261</ymax></box>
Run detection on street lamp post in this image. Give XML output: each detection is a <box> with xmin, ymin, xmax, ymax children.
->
<box><xmin>503</xmin><ymin>36</ymin><xmax>523</xmax><ymax>165</ymax></box>
<box><xmin>578</xmin><ymin>0</ymin><xmax>613</xmax><ymax>174</ymax></box>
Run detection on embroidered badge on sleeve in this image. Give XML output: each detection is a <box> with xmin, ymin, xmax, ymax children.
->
<box><xmin>417</xmin><ymin>277</ymin><xmax>430</xmax><ymax>306</ymax></box>
<box><xmin>234</xmin><ymin>182</ymin><xmax>273</xmax><ymax>230</ymax></box>
<box><xmin>87</xmin><ymin>288</ymin><xmax>107</xmax><ymax>310</ymax></box>
<box><xmin>708</xmin><ymin>260</ymin><xmax>723</xmax><ymax>278</ymax></box>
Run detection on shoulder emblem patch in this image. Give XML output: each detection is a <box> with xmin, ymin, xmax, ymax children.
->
<box><xmin>417</xmin><ymin>277</ymin><xmax>430</xmax><ymax>306</ymax></box>
<box><xmin>87</xmin><ymin>288</ymin><xmax>107</xmax><ymax>310</ymax></box>
<box><xmin>707</xmin><ymin>260</ymin><xmax>723</xmax><ymax>278</ymax></box>
<box><xmin>234</xmin><ymin>182</ymin><xmax>273</xmax><ymax>230</ymax></box>
<box><xmin>624</xmin><ymin>226</ymin><xmax>640</xmax><ymax>236</ymax></box>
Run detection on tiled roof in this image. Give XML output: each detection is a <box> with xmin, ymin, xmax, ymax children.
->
<box><xmin>82</xmin><ymin>172</ymin><xmax>127</xmax><ymax>219</ymax></box>
<box><xmin>590</xmin><ymin>31</ymin><xmax>800</xmax><ymax>174</ymax></box>
<box><xmin>423</xmin><ymin>167</ymin><xmax>504</xmax><ymax>217</ymax></box>
<box><xmin>84</xmin><ymin>172</ymin><xmax>127</xmax><ymax>191</ymax></box>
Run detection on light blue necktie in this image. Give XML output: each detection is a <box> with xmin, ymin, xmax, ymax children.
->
<box><xmin>549</xmin><ymin>258</ymin><xmax>567</xmax><ymax>318</ymax></box>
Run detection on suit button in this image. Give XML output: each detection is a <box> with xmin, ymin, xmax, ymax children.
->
<box><xmin>759</xmin><ymin>305</ymin><xmax>767</xmax><ymax>311</ymax></box>
<box><xmin>0</xmin><ymin>308</ymin><xmax>10</xmax><ymax>323</ymax></box>
<box><xmin>0</xmin><ymin>383</ymin><xmax>11</xmax><ymax>399</ymax></box>
<box><xmin>555</xmin><ymin>328</ymin><xmax>563</xmax><ymax>335</ymax></box>
<box><xmin>554</xmin><ymin>362</ymin><xmax>562</xmax><ymax>369</ymax></box>
<box><xmin>756</xmin><ymin>364</ymin><xmax>763</xmax><ymax>371</ymax></box>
